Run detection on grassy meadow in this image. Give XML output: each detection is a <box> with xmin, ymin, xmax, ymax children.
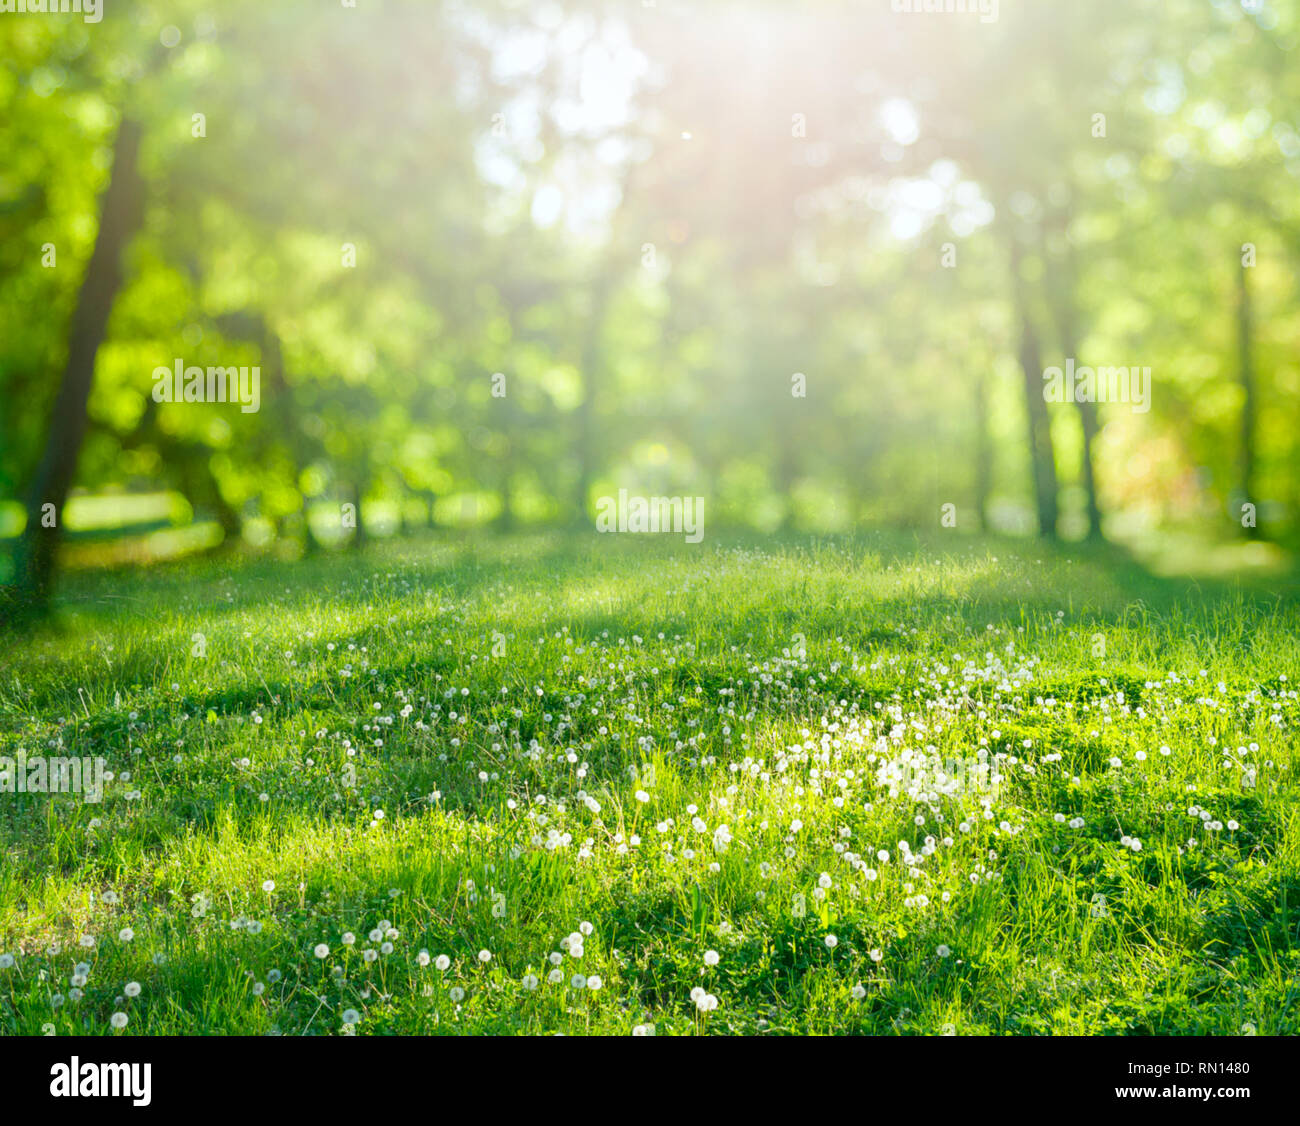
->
<box><xmin>1</xmin><ymin>533</ymin><xmax>1297</xmax><ymax>1036</ymax></box>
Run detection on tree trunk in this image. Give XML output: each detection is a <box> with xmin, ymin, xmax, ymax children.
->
<box><xmin>347</xmin><ymin>481</ymin><xmax>367</xmax><ymax>550</ymax></box>
<box><xmin>1044</xmin><ymin>238</ymin><xmax>1102</xmax><ymax>540</ymax></box>
<box><xmin>1074</xmin><ymin>397</ymin><xmax>1103</xmax><ymax>539</ymax></box>
<box><xmin>1011</xmin><ymin>242</ymin><xmax>1059</xmax><ymax>539</ymax></box>
<box><xmin>11</xmin><ymin>119</ymin><xmax>145</xmax><ymax>611</ymax></box>
<box><xmin>1053</xmin><ymin>311</ymin><xmax>1103</xmax><ymax>541</ymax></box>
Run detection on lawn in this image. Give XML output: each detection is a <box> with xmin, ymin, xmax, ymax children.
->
<box><xmin>1</xmin><ymin>532</ymin><xmax>1297</xmax><ymax>1035</ymax></box>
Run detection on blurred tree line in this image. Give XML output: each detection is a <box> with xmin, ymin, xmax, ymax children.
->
<box><xmin>2</xmin><ymin>0</ymin><xmax>1298</xmax><ymax>612</ymax></box>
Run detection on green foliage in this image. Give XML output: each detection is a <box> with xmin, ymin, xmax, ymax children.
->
<box><xmin>3</xmin><ymin>1</ymin><xmax>1300</xmax><ymax>559</ymax></box>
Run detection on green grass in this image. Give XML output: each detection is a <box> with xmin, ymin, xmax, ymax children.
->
<box><xmin>1</xmin><ymin>531</ymin><xmax>1297</xmax><ymax>1035</ymax></box>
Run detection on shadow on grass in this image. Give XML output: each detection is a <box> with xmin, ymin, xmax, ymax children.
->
<box><xmin>10</xmin><ymin>527</ymin><xmax>1298</xmax><ymax>627</ymax></box>
<box><xmin>3</xmin><ymin>528</ymin><xmax>1296</xmax><ymax>735</ymax></box>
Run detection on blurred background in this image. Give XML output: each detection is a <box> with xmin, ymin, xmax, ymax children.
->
<box><xmin>2</xmin><ymin>0</ymin><xmax>1298</xmax><ymax>606</ymax></box>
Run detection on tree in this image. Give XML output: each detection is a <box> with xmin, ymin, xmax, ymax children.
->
<box><xmin>11</xmin><ymin>119</ymin><xmax>144</xmax><ymax>613</ymax></box>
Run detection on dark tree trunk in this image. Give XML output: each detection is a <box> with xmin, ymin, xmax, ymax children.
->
<box><xmin>1017</xmin><ymin>312</ymin><xmax>1059</xmax><ymax>538</ymax></box>
<box><xmin>1074</xmin><ymin>398</ymin><xmax>1103</xmax><ymax>539</ymax></box>
<box><xmin>419</xmin><ymin>489</ymin><xmax>438</xmax><ymax>531</ymax></box>
<box><xmin>1010</xmin><ymin>241</ymin><xmax>1059</xmax><ymax>539</ymax></box>
<box><xmin>11</xmin><ymin>119</ymin><xmax>145</xmax><ymax>612</ymax></box>
<box><xmin>347</xmin><ymin>481</ymin><xmax>366</xmax><ymax>550</ymax></box>
<box><xmin>1041</xmin><ymin>228</ymin><xmax>1103</xmax><ymax>541</ymax></box>
<box><xmin>85</xmin><ymin>401</ymin><xmax>241</xmax><ymax>551</ymax></box>
<box><xmin>181</xmin><ymin>454</ymin><xmax>242</xmax><ymax>543</ymax></box>
<box><xmin>254</xmin><ymin>325</ymin><xmax>322</xmax><ymax>553</ymax></box>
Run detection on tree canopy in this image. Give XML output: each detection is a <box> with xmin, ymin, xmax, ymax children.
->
<box><xmin>2</xmin><ymin>0</ymin><xmax>1298</xmax><ymax>609</ymax></box>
